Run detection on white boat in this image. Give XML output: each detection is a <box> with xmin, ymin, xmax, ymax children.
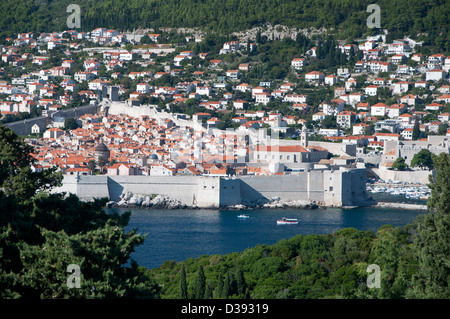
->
<box><xmin>391</xmin><ymin>189</ymin><xmax>404</xmax><ymax>196</ymax></box>
<box><xmin>277</xmin><ymin>217</ymin><xmax>298</xmax><ymax>225</ymax></box>
<box><xmin>237</xmin><ymin>214</ymin><xmax>249</xmax><ymax>219</ymax></box>
<box><xmin>371</xmin><ymin>187</ymin><xmax>385</xmax><ymax>193</ymax></box>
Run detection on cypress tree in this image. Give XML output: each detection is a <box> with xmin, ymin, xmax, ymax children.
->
<box><xmin>204</xmin><ymin>281</ymin><xmax>212</xmax><ymax>299</ymax></box>
<box><xmin>221</xmin><ymin>271</ymin><xmax>232</xmax><ymax>299</ymax></box>
<box><xmin>194</xmin><ymin>265</ymin><xmax>206</xmax><ymax>299</ymax></box>
<box><xmin>347</xmin><ymin>45</ymin><xmax>355</xmax><ymax>66</ymax></box>
<box><xmin>180</xmin><ymin>264</ymin><xmax>188</xmax><ymax>299</ymax></box>
<box><xmin>412</xmin><ymin>116</ymin><xmax>421</xmax><ymax>140</ymax></box>
<box><xmin>235</xmin><ymin>268</ymin><xmax>247</xmax><ymax>296</ymax></box>
<box><xmin>214</xmin><ymin>272</ymin><xmax>224</xmax><ymax>299</ymax></box>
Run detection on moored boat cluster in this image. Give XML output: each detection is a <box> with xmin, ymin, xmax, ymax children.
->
<box><xmin>366</xmin><ymin>184</ymin><xmax>430</xmax><ymax>200</ymax></box>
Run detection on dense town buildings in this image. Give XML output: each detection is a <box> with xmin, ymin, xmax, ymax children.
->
<box><xmin>0</xmin><ymin>28</ymin><xmax>449</xmax><ymax>186</ymax></box>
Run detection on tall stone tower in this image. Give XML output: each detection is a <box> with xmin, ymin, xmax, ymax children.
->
<box><xmin>300</xmin><ymin>126</ymin><xmax>309</xmax><ymax>148</ymax></box>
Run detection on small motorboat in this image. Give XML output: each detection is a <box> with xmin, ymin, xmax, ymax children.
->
<box><xmin>237</xmin><ymin>214</ymin><xmax>250</xmax><ymax>219</ymax></box>
<box><xmin>277</xmin><ymin>217</ymin><xmax>298</xmax><ymax>225</ymax></box>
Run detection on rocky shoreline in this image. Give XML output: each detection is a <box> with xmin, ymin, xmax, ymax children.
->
<box><xmin>374</xmin><ymin>201</ymin><xmax>427</xmax><ymax>210</ymax></box>
<box><xmin>109</xmin><ymin>192</ymin><xmax>404</xmax><ymax>211</ymax></box>
<box><xmin>109</xmin><ymin>192</ymin><xmax>188</xmax><ymax>209</ymax></box>
<box><xmin>229</xmin><ymin>197</ymin><xmax>322</xmax><ymax>210</ymax></box>
<box><xmin>108</xmin><ymin>191</ymin><xmax>323</xmax><ymax>210</ymax></box>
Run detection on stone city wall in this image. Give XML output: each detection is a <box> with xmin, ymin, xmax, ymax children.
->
<box><xmin>52</xmin><ymin>104</ymin><xmax>100</xmax><ymax>120</ymax></box>
<box><xmin>5</xmin><ymin>116</ymin><xmax>49</xmax><ymax>136</ymax></box>
<box><xmin>54</xmin><ymin>168</ymin><xmax>369</xmax><ymax>208</ymax></box>
<box><xmin>107</xmin><ymin>102</ymin><xmax>204</xmax><ymax>131</ymax></box>
<box><xmin>370</xmin><ymin>168</ymin><xmax>433</xmax><ymax>184</ymax></box>
<box><xmin>5</xmin><ymin>104</ymin><xmax>101</xmax><ymax>136</ymax></box>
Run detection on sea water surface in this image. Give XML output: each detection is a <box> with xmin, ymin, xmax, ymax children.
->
<box><xmin>114</xmin><ymin>205</ymin><xmax>426</xmax><ymax>269</ymax></box>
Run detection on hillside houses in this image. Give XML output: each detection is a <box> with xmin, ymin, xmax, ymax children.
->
<box><xmin>291</xmin><ymin>58</ymin><xmax>306</xmax><ymax>70</ymax></box>
<box><xmin>305</xmin><ymin>71</ymin><xmax>325</xmax><ymax>83</ymax></box>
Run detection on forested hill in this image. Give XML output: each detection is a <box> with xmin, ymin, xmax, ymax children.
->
<box><xmin>0</xmin><ymin>0</ymin><xmax>449</xmax><ymax>49</ymax></box>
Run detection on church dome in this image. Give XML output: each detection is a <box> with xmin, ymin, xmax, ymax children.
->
<box><xmin>94</xmin><ymin>141</ymin><xmax>110</xmax><ymax>162</ymax></box>
<box><xmin>95</xmin><ymin>142</ymin><xmax>109</xmax><ymax>152</ymax></box>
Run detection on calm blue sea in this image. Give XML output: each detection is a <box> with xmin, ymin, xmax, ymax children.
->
<box><xmin>113</xmin><ymin>205</ymin><xmax>426</xmax><ymax>269</ymax></box>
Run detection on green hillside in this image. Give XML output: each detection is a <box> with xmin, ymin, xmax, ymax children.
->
<box><xmin>0</xmin><ymin>0</ymin><xmax>449</xmax><ymax>51</ymax></box>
